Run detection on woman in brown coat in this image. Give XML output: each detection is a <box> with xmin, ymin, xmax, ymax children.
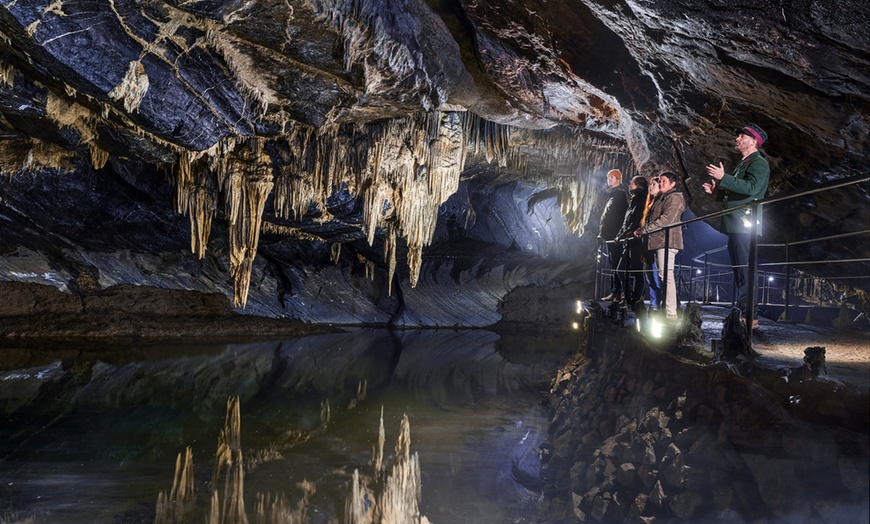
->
<box><xmin>633</xmin><ymin>172</ymin><xmax>686</xmax><ymax>321</ymax></box>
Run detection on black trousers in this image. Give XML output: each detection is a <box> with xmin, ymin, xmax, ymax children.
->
<box><xmin>606</xmin><ymin>242</ymin><xmax>623</xmax><ymax>295</ymax></box>
<box><xmin>617</xmin><ymin>240</ymin><xmax>644</xmax><ymax>303</ymax></box>
<box><xmin>727</xmin><ymin>233</ymin><xmax>751</xmax><ymax>316</ymax></box>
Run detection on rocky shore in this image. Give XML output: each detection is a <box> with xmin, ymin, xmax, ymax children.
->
<box><xmin>540</xmin><ymin>305</ymin><xmax>869</xmax><ymax>523</ymax></box>
<box><xmin>0</xmin><ymin>281</ymin><xmax>331</xmax><ymax>342</ymax></box>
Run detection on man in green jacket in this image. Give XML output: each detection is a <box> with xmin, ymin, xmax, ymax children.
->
<box><xmin>703</xmin><ymin>123</ymin><xmax>770</xmax><ymax>326</ymax></box>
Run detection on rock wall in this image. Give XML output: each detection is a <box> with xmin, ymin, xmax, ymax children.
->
<box><xmin>543</xmin><ymin>311</ymin><xmax>870</xmax><ymax>523</ymax></box>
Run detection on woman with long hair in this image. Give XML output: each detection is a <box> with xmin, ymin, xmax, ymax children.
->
<box><xmin>641</xmin><ymin>177</ymin><xmax>662</xmax><ymax>310</ymax></box>
<box><xmin>616</xmin><ymin>176</ymin><xmax>649</xmax><ymax>309</ymax></box>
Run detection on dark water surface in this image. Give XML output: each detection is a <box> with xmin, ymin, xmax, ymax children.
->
<box><xmin>0</xmin><ymin>329</ymin><xmax>576</xmax><ymax>523</ymax></box>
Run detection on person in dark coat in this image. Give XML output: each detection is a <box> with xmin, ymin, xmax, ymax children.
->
<box><xmin>703</xmin><ymin>123</ymin><xmax>770</xmax><ymax>327</ymax></box>
<box><xmin>616</xmin><ymin>176</ymin><xmax>649</xmax><ymax>308</ymax></box>
<box><xmin>598</xmin><ymin>169</ymin><xmax>629</xmax><ymax>302</ymax></box>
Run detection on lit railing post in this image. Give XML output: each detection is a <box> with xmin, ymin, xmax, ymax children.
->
<box><xmin>663</xmin><ymin>227</ymin><xmax>670</xmax><ymax>314</ymax></box>
<box><xmin>746</xmin><ymin>204</ymin><xmax>759</xmax><ymax>345</ymax></box>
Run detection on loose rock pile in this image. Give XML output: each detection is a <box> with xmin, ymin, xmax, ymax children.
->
<box><xmin>541</xmin><ymin>310</ymin><xmax>869</xmax><ymax>523</ymax></box>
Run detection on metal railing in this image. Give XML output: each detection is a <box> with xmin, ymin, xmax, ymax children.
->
<box><xmin>595</xmin><ymin>173</ymin><xmax>870</xmax><ymax>343</ymax></box>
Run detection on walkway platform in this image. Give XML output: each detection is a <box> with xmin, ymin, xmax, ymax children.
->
<box><xmin>597</xmin><ymin>301</ymin><xmax>870</xmax><ymax>390</ymax></box>
<box><xmin>698</xmin><ymin>304</ymin><xmax>870</xmax><ymax>389</ymax></box>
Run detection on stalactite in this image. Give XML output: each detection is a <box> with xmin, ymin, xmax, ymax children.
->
<box><xmin>211</xmin><ymin>396</ymin><xmax>248</xmax><ymax>524</ymax></box>
<box><xmin>0</xmin><ymin>138</ymin><xmax>74</xmax><ymax>176</ymax></box>
<box><xmin>0</xmin><ymin>59</ymin><xmax>14</xmax><ymax>86</ymax></box>
<box><xmin>89</xmin><ymin>143</ymin><xmax>109</xmax><ymax>170</ymax></box>
<box><xmin>275</xmin><ymin>126</ymin><xmax>322</xmax><ymax>221</ymax></box>
<box><xmin>204</xmin><ymin>19</ymin><xmax>277</xmax><ymax>115</ymax></box>
<box><xmin>174</xmin><ymin>150</ymin><xmax>216</xmax><ymax>259</ymax></box>
<box><xmin>108</xmin><ymin>60</ymin><xmax>149</xmax><ymax>113</ymax></box>
<box><xmin>331</xmin><ymin>242</ymin><xmax>342</xmax><ymax>264</ymax></box>
<box><xmin>384</xmin><ymin>225</ymin><xmax>397</xmax><ymax>296</ymax></box>
<box><xmin>224</xmin><ymin>138</ymin><xmax>274</xmax><ymax>308</ymax></box>
<box><xmin>358</xmin><ymin>254</ymin><xmax>376</xmax><ymax>281</ymax></box>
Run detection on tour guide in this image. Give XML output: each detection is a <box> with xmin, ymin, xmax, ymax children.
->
<box><xmin>702</xmin><ymin>123</ymin><xmax>770</xmax><ymax>328</ymax></box>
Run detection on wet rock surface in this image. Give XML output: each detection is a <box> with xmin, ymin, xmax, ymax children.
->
<box><xmin>541</xmin><ymin>308</ymin><xmax>870</xmax><ymax>523</ymax></box>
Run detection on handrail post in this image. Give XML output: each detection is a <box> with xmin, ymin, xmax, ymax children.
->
<box><xmin>689</xmin><ymin>257</ymin><xmax>696</xmax><ymax>304</ymax></box>
<box><xmin>746</xmin><ymin>204</ymin><xmax>759</xmax><ymax>346</ymax></box>
<box><xmin>663</xmin><ymin>227</ymin><xmax>670</xmax><ymax>315</ymax></box>
<box><xmin>594</xmin><ymin>238</ymin><xmax>602</xmax><ymax>301</ymax></box>
<box><xmin>782</xmin><ymin>241</ymin><xmax>791</xmax><ymax>322</ymax></box>
<box><xmin>703</xmin><ymin>253</ymin><xmax>710</xmax><ymax>304</ymax></box>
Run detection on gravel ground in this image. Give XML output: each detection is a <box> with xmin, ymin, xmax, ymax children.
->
<box><xmin>698</xmin><ymin>304</ymin><xmax>870</xmax><ymax>389</ymax></box>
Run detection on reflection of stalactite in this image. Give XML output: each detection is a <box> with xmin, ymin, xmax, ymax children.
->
<box><xmin>225</xmin><ymin>139</ymin><xmax>274</xmax><ymax>308</ymax></box>
<box><xmin>378</xmin><ymin>415</ymin><xmax>423</xmax><ymax>523</ymax></box>
<box><xmin>155</xmin><ymin>446</ymin><xmax>195</xmax><ymax>524</ymax></box>
<box><xmin>320</xmin><ymin>399</ymin><xmax>331</xmax><ymax>425</ymax></box>
<box><xmin>210</xmin><ymin>396</ymin><xmax>247</xmax><ymax>524</ymax></box>
<box><xmin>253</xmin><ymin>482</ymin><xmax>314</xmax><ymax>524</ymax></box>
<box><xmin>373</xmin><ymin>406</ymin><xmax>385</xmax><ymax>474</ymax></box>
<box><xmin>348</xmin><ymin>379</ymin><xmax>368</xmax><ymax>410</ymax></box>
<box><xmin>347</xmin><ymin>410</ymin><xmax>428</xmax><ymax>524</ymax></box>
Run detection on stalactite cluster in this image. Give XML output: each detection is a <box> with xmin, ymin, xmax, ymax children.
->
<box><xmin>166</xmin><ymin>109</ymin><xmax>626</xmax><ymax>307</ymax></box>
<box><xmin>270</xmin><ymin>111</ymin><xmax>470</xmax><ymax>291</ymax></box>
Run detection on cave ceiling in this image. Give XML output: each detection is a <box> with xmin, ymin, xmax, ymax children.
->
<box><xmin>0</xmin><ymin>0</ymin><xmax>868</xmax><ymax>312</ymax></box>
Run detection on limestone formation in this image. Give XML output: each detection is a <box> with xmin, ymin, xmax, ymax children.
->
<box><xmin>1</xmin><ymin>0</ymin><xmax>866</xmax><ymax>318</ymax></box>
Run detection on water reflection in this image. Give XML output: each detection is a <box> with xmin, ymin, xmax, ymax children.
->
<box><xmin>0</xmin><ymin>329</ymin><xmax>575</xmax><ymax>523</ymax></box>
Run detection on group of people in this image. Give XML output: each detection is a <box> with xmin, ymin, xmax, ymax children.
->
<box><xmin>598</xmin><ymin>170</ymin><xmax>685</xmax><ymax>321</ymax></box>
<box><xmin>598</xmin><ymin>123</ymin><xmax>770</xmax><ymax>327</ymax></box>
